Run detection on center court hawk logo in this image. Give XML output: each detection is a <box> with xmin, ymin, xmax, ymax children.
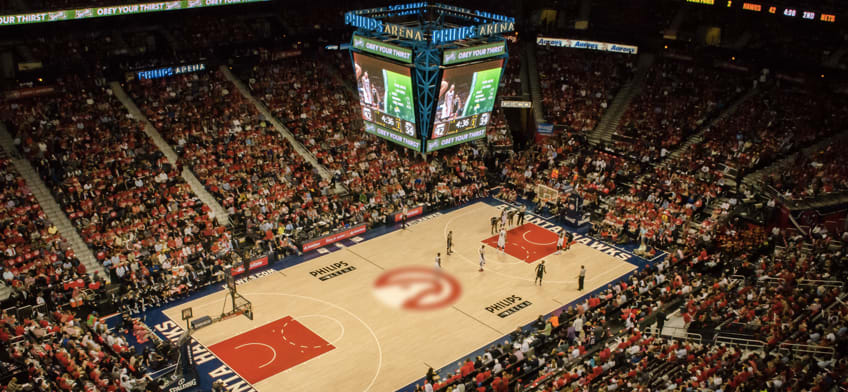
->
<box><xmin>373</xmin><ymin>266</ymin><xmax>462</xmax><ymax>311</ymax></box>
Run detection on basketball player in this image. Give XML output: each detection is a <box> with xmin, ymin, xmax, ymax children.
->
<box><xmin>497</xmin><ymin>228</ymin><xmax>506</xmax><ymax>253</ymax></box>
<box><xmin>440</xmin><ymin>82</ymin><xmax>456</xmax><ymax>120</ymax></box>
<box><xmin>446</xmin><ymin>231</ymin><xmax>453</xmax><ymax>255</ymax></box>
<box><xmin>359</xmin><ymin>70</ymin><xmax>373</xmax><ymax>106</ymax></box>
<box><xmin>371</xmin><ymin>85</ymin><xmax>382</xmax><ymax>110</ymax></box>
<box><xmin>478</xmin><ymin>245</ymin><xmax>486</xmax><ymax>272</ymax></box>
<box><xmin>451</xmin><ymin>92</ymin><xmax>462</xmax><ymax>119</ymax></box>
<box><xmin>556</xmin><ymin>232</ymin><xmax>565</xmax><ymax>254</ymax></box>
<box><xmin>535</xmin><ymin>260</ymin><xmax>546</xmax><ymax>286</ymax></box>
<box><xmin>490</xmin><ymin>216</ymin><xmax>498</xmax><ymax>234</ymax></box>
<box><xmin>435</xmin><ymin>252</ymin><xmax>441</xmax><ymax>269</ymax></box>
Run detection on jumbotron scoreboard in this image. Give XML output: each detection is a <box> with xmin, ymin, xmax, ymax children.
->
<box><xmin>345</xmin><ymin>3</ymin><xmax>514</xmax><ymax>153</ymax></box>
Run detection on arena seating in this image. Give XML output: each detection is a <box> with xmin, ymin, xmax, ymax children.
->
<box><xmin>243</xmin><ymin>53</ymin><xmax>491</xmax><ymax>225</ymax></box>
<box><xmin>0</xmin><ymin>306</ymin><xmax>154</xmax><ymax>391</ymax></box>
<box><xmin>0</xmin><ymin>156</ymin><xmax>90</xmax><ymax>307</ymax></box>
<box><xmin>614</xmin><ymin>60</ymin><xmax>750</xmax><ymax>161</ymax></box>
<box><xmin>673</xmin><ymin>85</ymin><xmax>848</xmax><ymax>180</ymax></box>
<box><xmin>4</xmin><ymin>77</ymin><xmax>232</xmax><ymax>312</ymax></box>
<box><xmin>764</xmin><ymin>139</ymin><xmax>848</xmax><ymax>200</ymax></box>
<box><xmin>2</xmin><ymin>4</ymin><xmax>847</xmax><ymax>392</ymax></box>
<box><xmin>537</xmin><ymin>47</ymin><xmax>632</xmax><ymax>133</ymax></box>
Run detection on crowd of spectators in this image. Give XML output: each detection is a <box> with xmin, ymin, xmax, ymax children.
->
<box><xmin>3</xmin><ymin>76</ymin><xmax>233</xmax><ymax>314</ymax></box>
<box><xmin>244</xmin><ymin>52</ymin><xmax>491</xmax><ymax>232</ymax></box>
<box><xmin>537</xmin><ymin>47</ymin><xmax>633</xmax><ymax>133</ymax></box>
<box><xmin>496</xmin><ymin>131</ymin><xmax>643</xmax><ymax>215</ymax></box>
<box><xmin>0</xmin><ymin>306</ymin><xmax>160</xmax><ymax>391</ymax></box>
<box><xmin>764</xmin><ymin>139</ymin><xmax>848</xmax><ymax>200</ymax></box>
<box><xmin>0</xmin><ymin>155</ymin><xmax>91</xmax><ymax>310</ymax></box>
<box><xmin>673</xmin><ymin>84</ymin><xmax>848</xmax><ymax>180</ymax></box>
<box><xmin>613</xmin><ymin>60</ymin><xmax>749</xmax><ymax>161</ymax></box>
<box><xmin>126</xmin><ymin>69</ymin><xmax>329</xmax><ymax>249</ymax></box>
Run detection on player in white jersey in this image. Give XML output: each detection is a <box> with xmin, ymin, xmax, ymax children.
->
<box><xmin>441</xmin><ymin>84</ymin><xmax>455</xmax><ymax>120</ymax></box>
<box><xmin>360</xmin><ymin>71</ymin><xmax>373</xmax><ymax>106</ymax></box>
<box><xmin>497</xmin><ymin>229</ymin><xmax>506</xmax><ymax>253</ymax></box>
<box><xmin>556</xmin><ymin>231</ymin><xmax>565</xmax><ymax>254</ymax></box>
<box><xmin>478</xmin><ymin>245</ymin><xmax>486</xmax><ymax>272</ymax></box>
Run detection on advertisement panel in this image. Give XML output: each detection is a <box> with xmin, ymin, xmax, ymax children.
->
<box><xmin>535</xmin><ymin>36</ymin><xmax>639</xmax><ymax>55</ymax></box>
<box><xmin>442</xmin><ymin>41</ymin><xmax>506</xmax><ymax>66</ymax></box>
<box><xmin>392</xmin><ymin>205</ymin><xmax>424</xmax><ymax>222</ymax></box>
<box><xmin>0</xmin><ymin>0</ymin><xmax>270</xmax><ymax>26</ymax></box>
<box><xmin>353</xmin><ymin>53</ymin><xmax>418</xmax><ymax>151</ymax></box>
<box><xmin>301</xmin><ymin>224</ymin><xmax>368</xmax><ymax>252</ymax></box>
<box><xmin>429</xmin><ymin>58</ymin><xmax>503</xmax><ymax>152</ymax></box>
<box><xmin>501</xmin><ymin>100</ymin><xmax>531</xmax><ymax>108</ymax></box>
<box><xmin>351</xmin><ymin>34</ymin><xmax>413</xmax><ymax>63</ymax></box>
<box><xmin>230</xmin><ymin>255</ymin><xmax>269</xmax><ymax>276</ymax></box>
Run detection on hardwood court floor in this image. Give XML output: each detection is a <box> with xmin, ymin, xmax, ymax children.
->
<box><xmin>161</xmin><ymin>202</ymin><xmax>636</xmax><ymax>391</ymax></box>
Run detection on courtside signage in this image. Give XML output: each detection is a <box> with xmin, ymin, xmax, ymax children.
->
<box><xmin>393</xmin><ymin>204</ymin><xmax>424</xmax><ymax>222</ymax></box>
<box><xmin>0</xmin><ymin>0</ymin><xmax>270</xmax><ymax>26</ymax></box>
<box><xmin>443</xmin><ymin>41</ymin><xmax>506</xmax><ymax>65</ymax></box>
<box><xmin>351</xmin><ymin>34</ymin><xmax>413</xmax><ymax>63</ymax></box>
<box><xmin>310</xmin><ymin>261</ymin><xmax>357</xmax><ymax>281</ymax></box>
<box><xmin>486</xmin><ymin>295</ymin><xmax>532</xmax><ymax>318</ymax></box>
<box><xmin>301</xmin><ymin>223</ymin><xmax>368</xmax><ymax>252</ymax></box>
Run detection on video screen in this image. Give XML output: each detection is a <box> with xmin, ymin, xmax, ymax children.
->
<box><xmin>431</xmin><ymin>59</ymin><xmax>504</xmax><ymax>145</ymax></box>
<box><xmin>353</xmin><ymin>53</ymin><xmax>419</xmax><ymax>150</ymax></box>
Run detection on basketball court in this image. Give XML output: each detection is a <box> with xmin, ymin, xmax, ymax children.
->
<box><xmin>154</xmin><ymin>201</ymin><xmax>639</xmax><ymax>391</ymax></box>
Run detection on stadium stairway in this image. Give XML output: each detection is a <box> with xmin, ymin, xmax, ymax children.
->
<box><xmin>0</xmin><ymin>123</ymin><xmax>106</xmax><ymax>291</ymax></box>
<box><xmin>218</xmin><ymin>65</ymin><xmax>347</xmax><ymax>195</ymax></box>
<box><xmin>588</xmin><ymin>64</ymin><xmax>648</xmax><ymax>144</ymax></box>
<box><xmin>667</xmin><ymin>85</ymin><xmax>761</xmax><ymax>164</ymax></box>
<box><xmin>526</xmin><ymin>41</ymin><xmax>547</xmax><ymax>127</ymax></box>
<box><xmin>743</xmin><ymin>128</ymin><xmax>848</xmax><ymax>195</ymax></box>
<box><xmin>109</xmin><ymin>82</ymin><xmax>231</xmax><ymax>226</ymax></box>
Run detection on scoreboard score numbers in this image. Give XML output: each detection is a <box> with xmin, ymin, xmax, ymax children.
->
<box><xmin>685</xmin><ymin>0</ymin><xmax>836</xmax><ymax>23</ymax></box>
